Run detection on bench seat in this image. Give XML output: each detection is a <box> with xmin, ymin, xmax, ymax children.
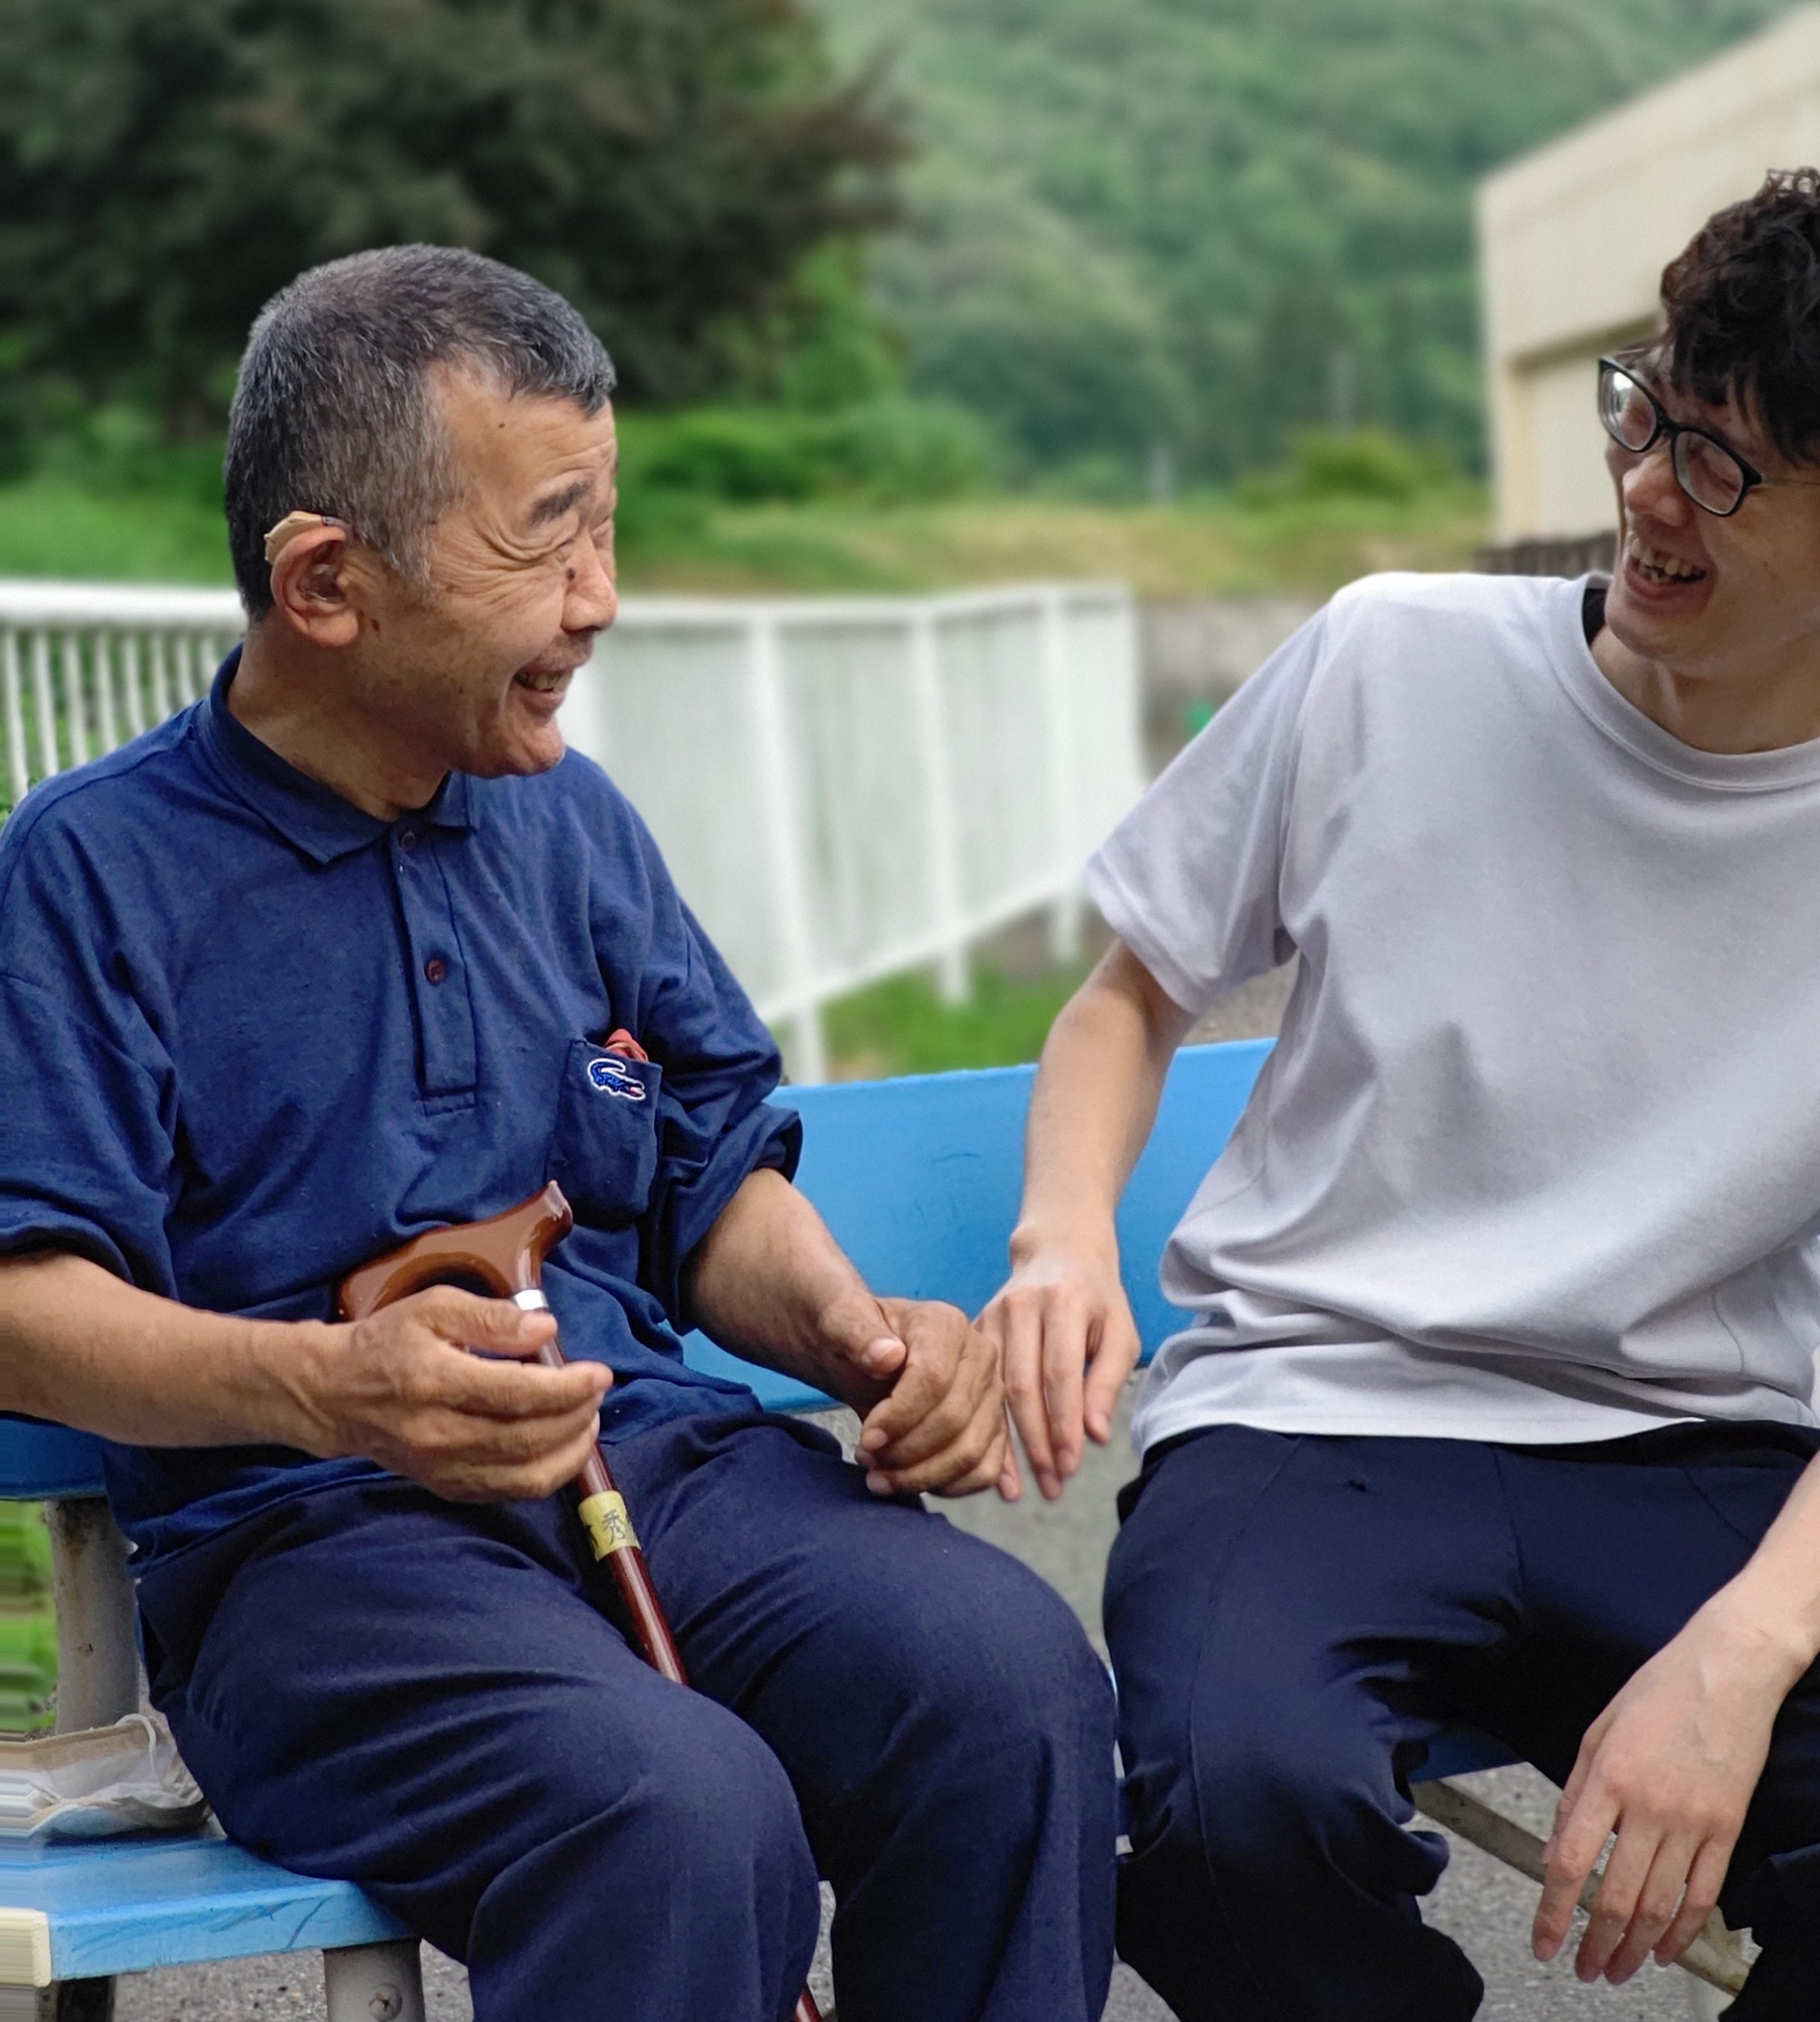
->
<box><xmin>0</xmin><ymin>1836</ymin><xmax>406</xmax><ymax>1988</ymax></box>
<box><xmin>2</xmin><ymin>1040</ymin><xmax>1529</xmax><ymax>2002</ymax></box>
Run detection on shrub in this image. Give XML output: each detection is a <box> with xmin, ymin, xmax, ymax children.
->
<box><xmin>1238</xmin><ymin>428</ymin><xmax>1450</xmax><ymax>508</ymax></box>
<box><xmin>617</xmin><ymin>398</ymin><xmax>997</xmax><ymax>509</ymax></box>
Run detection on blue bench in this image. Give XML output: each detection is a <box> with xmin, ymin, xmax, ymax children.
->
<box><xmin>4</xmin><ymin>1040</ymin><xmax>1741</xmax><ymax>2016</ymax></box>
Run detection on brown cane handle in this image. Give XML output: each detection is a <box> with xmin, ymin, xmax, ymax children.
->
<box><xmin>337</xmin><ymin>1183</ymin><xmax>573</xmax><ymax>1318</ymax></box>
<box><xmin>334</xmin><ymin>1184</ymin><xmax>691</xmax><ymax>1687</ymax></box>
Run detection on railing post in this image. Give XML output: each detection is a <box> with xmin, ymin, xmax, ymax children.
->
<box><xmin>91</xmin><ymin>632</ymin><xmax>117</xmax><ymax>757</ymax></box>
<box><xmin>149</xmin><ymin>633</ymin><xmax>173</xmax><ymax>723</ymax></box>
<box><xmin>2</xmin><ymin>630</ymin><xmax>28</xmax><ymax>810</ymax></box>
<box><xmin>57</xmin><ymin>634</ymin><xmax>88</xmax><ymax>771</ymax></box>
<box><xmin>746</xmin><ymin>613</ymin><xmax>825</xmax><ymax>1085</ymax></box>
<box><xmin>119</xmin><ymin>632</ymin><xmax>146</xmax><ymax>740</ymax></box>
<box><xmin>30</xmin><ymin>633</ymin><xmax>58</xmax><ymax>784</ymax></box>
<box><xmin>1039</xmin><ymin>589</ymin><xmax>1083</xmax><ymax>964</ymax></box>
<box><xmin>910</xmin><ymin>607</ymin><xmax>968</xmax><ymax>1004</ymax></box>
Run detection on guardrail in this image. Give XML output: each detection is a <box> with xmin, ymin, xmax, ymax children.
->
<box><xmin>0</xmin><ymin>579</ymin><xmax>1143</xmax><ymax>1081</ymax></box>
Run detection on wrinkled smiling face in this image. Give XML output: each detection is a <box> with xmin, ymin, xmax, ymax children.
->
<box><xmin>353</xmin><ymin>368</ymin><xmax>618</xmax><ymax>781</ymax></box>
<box><xmin>1603</xmin><ymin>373</ymin><xmax>1820</xmax><ymax>690</ymax></box>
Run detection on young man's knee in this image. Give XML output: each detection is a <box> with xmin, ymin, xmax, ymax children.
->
<box><xmin>1125</xmin><ymin>1671</ymin><xmax>1426</xmax><ymax>1889</ymax></box>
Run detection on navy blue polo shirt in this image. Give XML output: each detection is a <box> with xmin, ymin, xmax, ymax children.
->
<box><xmin>0</xmin><ymin>653</ymin><xmax>798</xmax><ymax>1567</ymax></box>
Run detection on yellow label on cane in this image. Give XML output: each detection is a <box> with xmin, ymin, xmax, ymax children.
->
<box><xmin>577</xmin><ymin>1490</ymin><xmax>639</xmax><ymax>1561</ymax></box>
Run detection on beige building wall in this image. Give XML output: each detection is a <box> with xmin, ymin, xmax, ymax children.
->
<box><xmin>1479</xmin><ymin>6</ymin><xmax>1820</xmax><ymax>541</ymax></box>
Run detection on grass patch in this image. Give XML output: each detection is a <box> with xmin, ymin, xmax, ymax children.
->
<box><xmin>823</xmin><ymin>961</ymin><xmax>1089</xmax><ymax>1081</ymax></box>
<box><xmin>0</xmin><ymin>1503</ymin><xmax>55</xmax><ymax>1734</ymax></box>
<box><xmin>0</xmin><ymin>477</ymin><xmax>231</xmax><ymax>584</ymax></box>
<box><xmin>0</xmin><ymin>472</ymin><xmax>1484</xmax><ymax>602</ymax></box>
<box><xmin>618</xmin><ymin>483</ymin><xmax>1486</xmax><ymax>600</ymax></box>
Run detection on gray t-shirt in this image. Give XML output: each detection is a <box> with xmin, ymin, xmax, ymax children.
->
<box><xmin>1087</xmin><ymin>570</ymin><xmax>1820</xmax><ymax>1455</ymax></box>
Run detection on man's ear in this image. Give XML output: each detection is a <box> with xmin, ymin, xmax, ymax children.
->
<box><xmin>267</xmin><ymin>523</ymin><xmax>362</xmax><ymax>648</ymax></box>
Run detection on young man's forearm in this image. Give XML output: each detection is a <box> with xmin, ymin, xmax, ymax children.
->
<box><xmin>1706</xmin><ymin>1446</ymin><xmax>1820</xmax><ymax>1678</ymax></box>
<box><xmin>981</xmin><ymin>941</ymin><xmax>1196</xmax><ymax>1496</ymax></box>
<box><xmin>1013</xmin><ymin>941</ymin><xmax>1193</xmax><ymax>1258</ymax></box>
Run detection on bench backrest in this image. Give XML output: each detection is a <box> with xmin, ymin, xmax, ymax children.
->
<box><xmin>1</xmin><ymin>1040</ymin><xmax>1272</xmax><ymax>1490</ymax></box>
<box><xmin>690</xmin><ymin>1039</ymin><xmax>1270</xmax><ymax>1407</ymax></box>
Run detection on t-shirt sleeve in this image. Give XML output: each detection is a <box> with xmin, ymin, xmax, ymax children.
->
<box><xmin>0</xmin><ymin>812</ymin><xmax>179</xmax><ymax>1292</ymax></box>
<box><xmin>1085</xmin><ymin>602</ymin><xmax>1329</xmax><ymax>1014</ymax></box>
<box><xmin>590</xmin><ymin>790</ymin><xmax>801</xmax><ymax>1327</ymax></box>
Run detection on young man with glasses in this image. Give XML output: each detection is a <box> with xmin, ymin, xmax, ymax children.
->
<box><xmin>982</xmin><ymin>170</ymin><xmax>1820</xmax><ymax>2018</ymax></box>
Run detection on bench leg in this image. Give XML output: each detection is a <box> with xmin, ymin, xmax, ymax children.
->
<box><xmin>40</xmin><ymin>1499</ymin><xmax>137</xmax><ymax>2022</ymax></box>
<box><xmin>324</xmin><ymin>1939</ymin><xmax>424</xmax><ymax>2022</ymax></box>
<box><xmin>12</xmin><ymin>1985</ymin><xmax>115</xmax><ymax>2022</ymax></box>
<box><xmin>47</xmin><ymin>1499</ymin><xmax>139</xmax><ymax>1733</ymax></box>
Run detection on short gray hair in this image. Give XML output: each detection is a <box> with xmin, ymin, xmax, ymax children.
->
<box><xmin>224</xmin><ymin>245</ymin><xmax>616</xmax><ymax>616</ymax></box>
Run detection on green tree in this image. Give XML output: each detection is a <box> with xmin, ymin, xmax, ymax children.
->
<box><xmin>816</xmin><ymin>0</ymin><xmax>1797</xmax><ymax>476</ymax></box>
<box><xmin>0</xmin><ymin>0</ymin><xmax>906</xmax><ymax>430</ymax></box>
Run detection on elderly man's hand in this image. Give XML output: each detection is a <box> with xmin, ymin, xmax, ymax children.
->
<box><xmin>820</xmin><ymin>1292</ymin><xmax>1014</xmax><ymax>1499</ymax></box>
<box><xmin>1532</xmin><ymin>1593</ymin><xmax>1795</xmax><ymax>1984</ymax></box>
<box><xmin>303</xmin><ymin>1287</ymin><xmax>612</xmax><ymax>1502</ymax></box>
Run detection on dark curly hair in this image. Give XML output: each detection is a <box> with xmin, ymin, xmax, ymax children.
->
<box><xmin>1661</xmin><ymin>168</ymin><xmax>1820</xmax><ymax>467</ymax></box>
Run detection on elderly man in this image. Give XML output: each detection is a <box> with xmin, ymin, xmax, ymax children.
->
<box><xmin>986</xmin><ymin>170</ymin><xmax>1820</xmax><ymax>2020</ymax></box>
<box><xmin>0</xmin><ymin>245</ymin><xmax>1115</xmax><ymax>2022</ymax></box>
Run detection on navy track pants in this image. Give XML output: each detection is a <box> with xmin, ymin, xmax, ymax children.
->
<box><xmin>1105</xmin><ymin>1422</ymin><xmax>1820</xmax><ymax>2021</ymax></box>
<box><xmin>134</xmin><ymin>1409</ymin><xmax>1117</xmax><ymax>2022</ymax></box>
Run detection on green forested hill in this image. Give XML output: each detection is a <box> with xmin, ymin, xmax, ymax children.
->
<box><xmin>812</xmin><ymin>0</ymin><xmax>1796</xmax><ymax>478</ymax></box>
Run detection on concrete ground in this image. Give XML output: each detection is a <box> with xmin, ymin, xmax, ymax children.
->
<box><xmin>110</xmin><ymin>961</ymin><xmax>1715</xmax><ymax>2019</ymax></box>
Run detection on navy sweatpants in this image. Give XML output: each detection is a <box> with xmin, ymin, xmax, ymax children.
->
<box><xmin>134</xmin><ymin>1409</ymin><xmax>1117</xmax><ymax>2022</ymax></box>
<box><xmin>1105</xmin><ymin>1422</ymin><xmax>1820</xmax><ymax>2021</ymax></box>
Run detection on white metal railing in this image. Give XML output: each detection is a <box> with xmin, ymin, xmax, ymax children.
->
<box><xmin>0</xmin><ymin>582</ymin><xmax>244</xmax><ymax>811</ymax></box>
<box><xmin>0</xmin><ymin>579</ymin><xmax>1144</xmax><ymax>1081</ymax></box>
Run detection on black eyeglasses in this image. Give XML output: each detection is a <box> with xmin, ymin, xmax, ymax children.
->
<box><xmin>1597</xmin><ymin>352</ymin><xmax>1820</xmax><ymax>517</ymax></box>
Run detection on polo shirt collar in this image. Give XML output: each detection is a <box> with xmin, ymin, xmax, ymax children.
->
<box><xmin>198</xmin><ymin>648</ymin><xmax>474</xmax><ymax>865</ymax></box>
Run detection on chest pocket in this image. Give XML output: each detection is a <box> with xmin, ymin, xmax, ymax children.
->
<box><xmin>545</xmin><ymin>1040</ymin><xmax>663</xmax><ymax>1226</ymax></box>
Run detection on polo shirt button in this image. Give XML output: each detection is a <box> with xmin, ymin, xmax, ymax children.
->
<box><xmin>424</xmin><ymin>957</ymin><xmax>448</xmax><ymax>985</ymax></box>
<box><xmin>398</xmin><ymin>830</ymin><xmax>416</xmax><ymax>853</ymax></box>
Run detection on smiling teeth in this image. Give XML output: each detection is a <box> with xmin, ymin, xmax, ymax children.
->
<box><xmin>1629</xmin><ymin>537</ymin><xmax>1705</xmax><ymax>583</ymax></box>
<box><xmin>516</xmin><ymin>671</ymin><xmax>565</xmax><ymax>691</ymax></box>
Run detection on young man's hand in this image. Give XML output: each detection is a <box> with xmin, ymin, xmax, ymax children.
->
<box><xmin>978</xmin><ymin>1230</ymin><xmax>1141</xmax><ymax>1501</ymax></box>
<box><xmin>1532</xmin><ymin>1593</ymin><xmax>1798</xmax><ymax>1983</ymax></box>
<box><xmin>818</xmin><ymin>1291</ymin><xmax>1014</xmax><ymax>1499</ymax></box>
<box><xmin>977</xmin><ymin>939</ymin><xmax>1193</xmax><ymax>1501</ymax></box>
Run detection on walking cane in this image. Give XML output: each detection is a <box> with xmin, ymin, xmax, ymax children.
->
<box><xmin>339</xmin><ymin>1183</ymin><xmax>827</xmax><ymax>2022</ymax></box>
